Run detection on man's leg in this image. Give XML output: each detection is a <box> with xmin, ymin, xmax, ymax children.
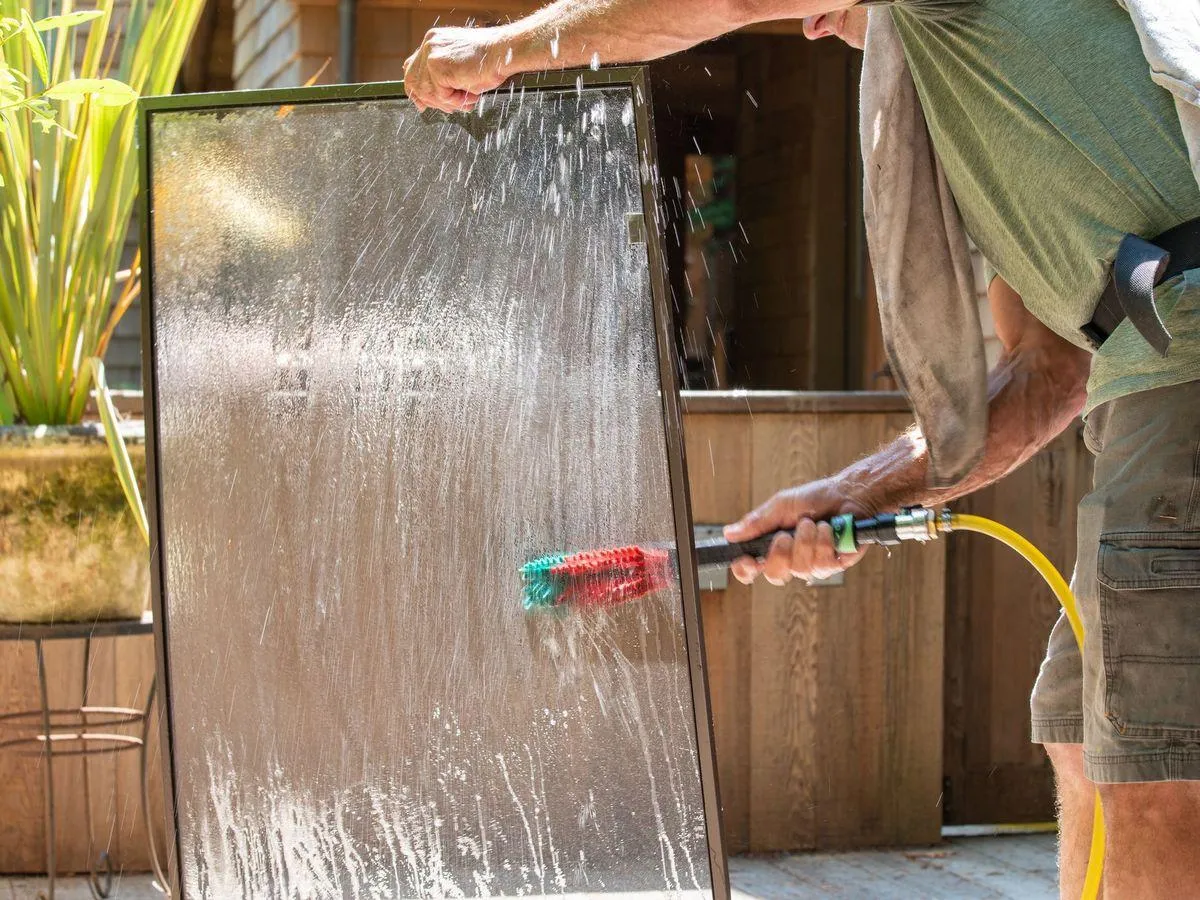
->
<box><xmin>1045</xmin><ymin>742</ymin><xmax>1096</xmax><ymax>898</ymax></box>
<box><xmin>1047</xmin><ymin>743</ymin><xmax>1200</xmax><ymax>899</ymax></box>
<box><xmin>1032</xmin><ymin>607</ymin><xmax>1089</xmax><ymax>894</ymax></box>
<box><xmin>1097</xmin><ymin>781</ymin><xmax>1200</xmax><ymax>897</ymax></box>
<box><xmin>1072</xmin><ymin>380</ymin><xmax>1200</xmax><ymax>897</ymax></box>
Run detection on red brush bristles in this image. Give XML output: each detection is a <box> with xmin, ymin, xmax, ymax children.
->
<box><xmin>549</xmin><ymin>546</ymin><xmax>672</xmax><ymax>608</ymax></box>
<box><xmin>548</xmin><ymin>545</ymin><xmax>668</xmax><ymax>578</ymax></box>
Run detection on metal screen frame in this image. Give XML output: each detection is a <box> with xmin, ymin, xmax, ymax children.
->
<box><xmin>138</xmin><ymin>68</ymin><xmax>727</xmax><ymax>900</ymax></box>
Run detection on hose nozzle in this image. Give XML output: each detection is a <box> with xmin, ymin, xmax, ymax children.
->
<box><xmin>831</xmin><ymin>506</ymin><xmax>945</xmax><ymax>554</ymax></box>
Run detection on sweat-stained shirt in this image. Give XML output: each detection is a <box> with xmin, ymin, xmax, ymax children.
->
<box><xmin>888</xmin><ymin>0</ymin><xmax>1200</xmax><ymax>413</ymax></box>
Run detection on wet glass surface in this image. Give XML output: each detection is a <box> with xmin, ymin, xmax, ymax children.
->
<box><xmin>147</xmin><ymin>85</ymin><xmax>715</xmax><ymax>899</ymax></box>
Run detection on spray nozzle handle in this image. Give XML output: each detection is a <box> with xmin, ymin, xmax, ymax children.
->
<box><xmin>830</xmin><ymin>507</ymin><xmax>942</xmax><ymax>554</ymax></box>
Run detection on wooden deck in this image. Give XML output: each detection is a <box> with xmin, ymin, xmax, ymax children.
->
<box><xmin>731</xmin><ymin>835</ymin><xmax>1058</xmax><ymax>900</ymax></box>
<box><xmin>4</xmin><ymin>835</ymin><xmax>1058</xmax><ymax>900</ymax></box>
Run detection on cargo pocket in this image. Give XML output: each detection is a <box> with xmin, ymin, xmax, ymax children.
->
<box><xmin>1099</xmin><ymin>534</ymin><xmax>1200</xmax><ymax>738</ymax></box>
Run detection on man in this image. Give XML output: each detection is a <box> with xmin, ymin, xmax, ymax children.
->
<box><xmin>404</xmin><ymin>1</ymin><xmax>1200</xmax><ymax>895</ymax></box>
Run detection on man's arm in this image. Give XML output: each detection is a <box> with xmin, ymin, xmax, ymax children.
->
<box><xmin>402</xmin><ymin>0</ymin><xmax>856</xmax><ymax>112</ymax></box>
<box><xmin>726</xmin><ymin>277</ymin><xmax>1091</xmax><ymax>585</ymax></box>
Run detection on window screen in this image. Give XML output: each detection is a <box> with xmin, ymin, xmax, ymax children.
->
<box><xmin>143</xmin><ymin>75</ymin><xmax>723</xmax><ymax>900</ymax></box>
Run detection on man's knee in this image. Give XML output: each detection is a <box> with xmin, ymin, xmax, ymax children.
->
<box><xmin>1098</xmin><ymin>780</ymin><xmax>1200</xmax><ymax>829</ymax></box>
<box><xmin>1045</xmin><ymin>742</ymin><xmax>1090</xmax><ymax>796</ymax></box>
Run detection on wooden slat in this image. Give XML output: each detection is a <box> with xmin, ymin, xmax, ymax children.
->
<box><xmin>298</xmin><ymin>4</ymin><xmax>338</xmax><ymax>55</ymax></box>
<box><xmin>685</xmin><ymin>414</ymin><xmax>753</xmax><ymax>853</ymax></box>
<box><xmin>806</xmin><ymin>38</ymin><xmax>852</xmax><ymax>389</ymax></box>
<box><xmin>732</xmin><ymin>34</ymin><xmax>855</xmax><ymax>390</ymax></box>
<box><xmin>233</xmin><ymin>0</ymin><xmax>279</xmax><ymax>42</ymax></box>
<box><xmin>741</xmin><ymin>412</ymin><xmax>944</xmax><ymax>850</ymax></box>
<box><xmin>0</xmin><ymin>642</ymin><xmax>46</xmax><ymax>873</ymax></box>
<box><xmin>747</xmin><ymin>412</ymin><xmax>823</xmax><ymax>849</ymax></box>
<box><xmin>358</xmin><ymin>6</ymin><xmax>412</xmax><ymax>55</ymax></box>
<box><xmin>942</xmin><ymin>424</ymin><xmax>1092</xmax><ymax>824</ymax></box>
<box><xmin>112</xmin><ymin>636</ymin><xmax>164</xmax><ymax>870</ymax></box>
<box><xmin>812</xmin><ymin>411</ymin><xmax>944</xmax><ymax>848</ymax></box>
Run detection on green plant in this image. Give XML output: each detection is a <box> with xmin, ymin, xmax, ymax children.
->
<box><xmin>1</xmin><ymin>9</ymin><xmax>134</xmax><ymax>136</ymax></box>
<box><xmin>88</xmin><ymin>356</ymin><xmax>146</xmax><ymax>542</ymax></box>
<box><xmin>0</xmin><ymin>0</ymin><xmax>205</xmax><ymax>426</ymax></box>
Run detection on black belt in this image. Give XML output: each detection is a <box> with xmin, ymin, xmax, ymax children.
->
<box><xmin>1082</xmin><ymin>216</ymin><xmax>1200</xmax><ymax>355</ymax></box>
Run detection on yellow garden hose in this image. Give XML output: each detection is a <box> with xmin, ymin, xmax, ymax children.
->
<box><xmin>833</xmin><ymin>506</ymin><xmax>1104</xmax><ymax>895</ymax></box>
<box><xmin>944</xmin><ymin>513</ymin><xmax>1104</xmax><ymax>900</ymax></box>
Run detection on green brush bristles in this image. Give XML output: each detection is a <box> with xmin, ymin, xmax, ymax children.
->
<box><xmin>520</xmin><ymin>554</ymin><xmax>567</xmax><ymax>610</ymax></box>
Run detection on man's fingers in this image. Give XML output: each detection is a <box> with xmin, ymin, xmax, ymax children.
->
<box><xmin>725</xmin><ymin>496</ymin><xmax>790</xmax><ymax>543</ymax></box>
<box><xmin>789</xmin><ymin>518</ymin><xmax>817</xmax><ymax>579</ymax></box>
<box><xmin>730</xmin><ymin>556</ymin><xmax>760</xmax><ymax>585</ymax></box>
<box><xmin>761</xmin><ymin>532</ymin><xmax>794</xmax><ymax>586</ymax></box>
<box><xmin>727</xmin><ymin>506</ymin><xmax>834</xmax><ymax>584</ymax></box>
<box><xmin>452</xmin><ymin>90</ymin><xmax>482</xmax><ymax>111</ymax></box>
<box><xmin>808</xmin><ymin>520</ymin><xmax>844</xmax><ymax>581</ymax></box>
<box><xmin>730</xmin><ymin>522</ymin><xmax>866</xmax><ymax>586</ymax></box>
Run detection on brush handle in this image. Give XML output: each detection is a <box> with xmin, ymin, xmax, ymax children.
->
<box><xmin>692</xmin><ymin>515</ymin><xmax>861</xmax><ymax>569</ymax></box>
<box><xmin>693</xmin><ymin>531</ymin><xmax>793</xmax><ymax>568</ymax></box>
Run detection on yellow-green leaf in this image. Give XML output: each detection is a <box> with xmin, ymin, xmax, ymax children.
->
<box><xmin>0</xmin><ymin>380</ymin><xmax>13</xmax><ymax>425</ymax></box>
<box><xmin>32</xmin><ymin>111</ymin><xmax>69</xmax><ymax>136</ymax></box>
<box><xmin>34</xmin><ymin>10</ymin><xmax>105</xmax><ymax>31</ymax></box>
<box><xmin>20</xmin><ymin>11</ymin><xmax>49</xmax><ymax>86</ymax></box>
<box><xmin>44</xmin><ymin>77</ymin><xmax>138</xmax><ymax>107</ymax></box>
<box><xmin>88</xmin><ymin>358</ymin><xmax>149</xmax><ymax>545</ymax></box>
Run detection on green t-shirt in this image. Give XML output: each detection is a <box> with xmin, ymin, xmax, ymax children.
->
<box><xmin>890</xmin><ymin>0</ymin><xmax>1200</xmax><ymax>412</ymax></box>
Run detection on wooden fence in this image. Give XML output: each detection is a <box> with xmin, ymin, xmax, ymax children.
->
<box><xmin>685</xmin><ymin>393</ymin><xmax>946</xmax><ymax>852</ymax></box>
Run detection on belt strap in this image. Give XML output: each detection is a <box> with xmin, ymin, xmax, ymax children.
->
<box><xmin>1082</xmin><ymin>216</ymin><xmax>1200</xmax><ymax>355</ymax></box>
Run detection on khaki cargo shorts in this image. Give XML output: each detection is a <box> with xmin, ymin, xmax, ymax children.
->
<box><xmin>1030</xmin><ymin>379</ymin><xmax>1200</xmax><ymax>783</ymax></box>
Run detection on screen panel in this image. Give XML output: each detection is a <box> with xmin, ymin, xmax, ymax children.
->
<box><xmin>144</xmin><ymin>78</ymin><xmax>720</xmax><ymax>899</ymax></box>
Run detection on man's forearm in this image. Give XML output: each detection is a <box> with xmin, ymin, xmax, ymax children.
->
<box><xmin>492</xmin><ymin>0</ymin><xmax>838</xmax><ymax>76</ymax></box>
<box><xmin>403</xmin><ymin>0</ymin><xmax>851</xmax><ymax>111</ymax></box>
<box><xmin>837</xmin><ymin>344</ymin><xmax>1089</xmax><ymax>514</ymax></box>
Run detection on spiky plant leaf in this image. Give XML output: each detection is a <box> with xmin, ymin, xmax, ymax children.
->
<box><xmin>19</xmin><ymin>9</ymin><xmax>46</xmax><ymax>84</ymax></box>
<box><xmin>34</xmin><ymin>10</ymin><xmax>104</xmax><ymax>31</ymax></box>
<box><xmin>88</xmin><ymin>357</ymin><xmax>148</xmax><ymax>544</ymax></box>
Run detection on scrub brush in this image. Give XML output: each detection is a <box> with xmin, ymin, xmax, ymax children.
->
<box><xmin>520</xmin><ymin>531</ymin><xmax>784</xmax><ymax>610</ymax></box>
<box><xmin>520</xmin><ymin>508</ymin><xmax>941</xmax><ymax>611</ymax></box>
